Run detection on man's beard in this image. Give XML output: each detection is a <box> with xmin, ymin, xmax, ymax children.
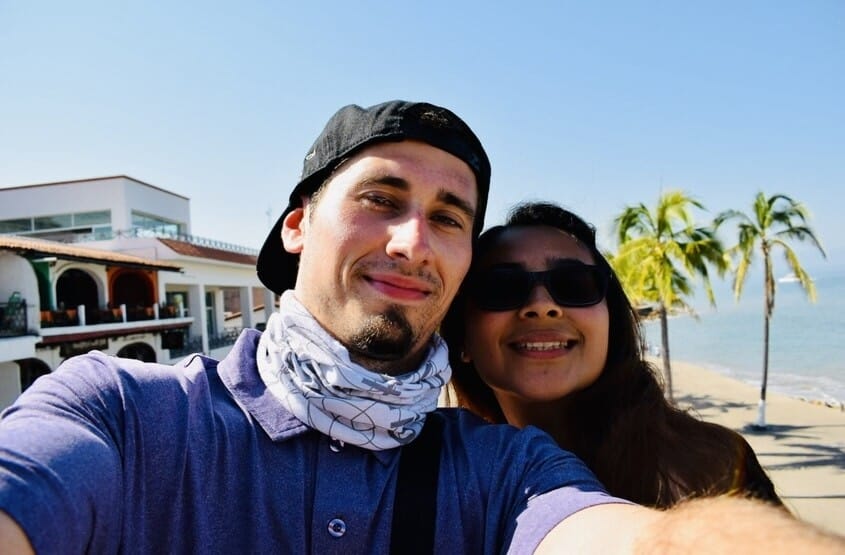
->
<box><xmin>346</xmin><ymin>306</ymin><xmax>415</xmax><ymax>366</ymax></box>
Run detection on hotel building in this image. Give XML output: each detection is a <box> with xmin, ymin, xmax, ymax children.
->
<box><xmin>0</xmin><ymin>176</ymin><xmax>275</xmax><ymax>410</ymax></box>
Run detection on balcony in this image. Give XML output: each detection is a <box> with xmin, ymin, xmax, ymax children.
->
<box><xmin>40</xmin><ymin>304</ymin><xmax>186</xmax><ymax>328</ymax></box>
<box><xmin>208</xmin><ymin>328</ymin><xmax>241</xmax><ymax>350</ymax></box>
<box><xmin>38</xmin><ymin>304</ymin><xmax>193</xmax><ymax>346</ymax></box>
<box><xmin>168</xmin><ymin>335</ymin><xmax>204</xmax><ymax>359</ymax></box>
<box><xmin>0</xmin><ymin>298</ymin><xmax>28</xmax><ymax>338</ymax></box>
<box><xmin>169</xmin><ymin>328</ymin><xmax>241</xmax><ymax>359</ymax></box>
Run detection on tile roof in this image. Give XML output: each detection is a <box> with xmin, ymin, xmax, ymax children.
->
<box><xmin>0</xmin><ymin>235</ymin><xmax>182</xmax><ymax>272</ymax></box>
<box><xmin>158</xmin><ymin>238</ymin><xmax>258</xmax><ymax>266</ymax></box>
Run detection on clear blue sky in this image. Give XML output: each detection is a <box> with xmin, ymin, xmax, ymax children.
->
<box><xmin>1</xmin><ymin>1</ymin><xmax>842</xmax><ymax>278</ymax></box>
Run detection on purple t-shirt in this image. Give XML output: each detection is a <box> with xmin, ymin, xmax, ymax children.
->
<box><xmin>0</xmin><ymin>329</ymin><xmax>622</xmax><ymax>554</ymax></box>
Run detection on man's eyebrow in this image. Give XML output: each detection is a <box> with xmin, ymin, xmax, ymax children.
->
<box><xmin>365</xmin><ymin>175</ymin><xmax>409</xmax><ymax>189</ymax></box>
<box><xmin>438</xmin><ymin>190</ymin><xmax>476</xmax><ymax>223</ymax></box>
<box><xmin>360</xmin><ymin>175</ymin><xmax>476</xmax><ymax>222</ymax></box>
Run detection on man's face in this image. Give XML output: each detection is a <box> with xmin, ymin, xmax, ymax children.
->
<box><xmin>282</xmin><ymin>140</ymin><xmax>478</xmax><ymax>375</ymax></box>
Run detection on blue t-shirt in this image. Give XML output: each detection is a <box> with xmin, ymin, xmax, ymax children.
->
<box><xmin>0</xmin><ymin>329</ymin><xmax>621</xmax><ymax>554</ymax></box>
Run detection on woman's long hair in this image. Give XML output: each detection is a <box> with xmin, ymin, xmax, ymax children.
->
<box><xmin>441</xmin><ymin>201</ymin><xmax>781</xmax><ymax>508</ymax></box>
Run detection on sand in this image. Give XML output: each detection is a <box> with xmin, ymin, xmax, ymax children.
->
<box><xmin>666</xmin><ymin>358</ymin><xmax>845</xmax><ymax>536</ymax></box>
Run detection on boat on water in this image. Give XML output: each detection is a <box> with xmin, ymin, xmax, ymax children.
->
<box><xmin>778</xmin><ymin>272</ymin><xmax>803</xmax><ymax>284</ymax></box>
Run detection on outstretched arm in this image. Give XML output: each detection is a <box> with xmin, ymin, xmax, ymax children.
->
<box><xmin>537</xmin><ymin>496</ymin><xmax>845</xmax><ymax>554</ymax></box>
<box><xmin>0</xmin><ymin>512</ymin><xmax>33</xmax><ymax>555</ymax></box>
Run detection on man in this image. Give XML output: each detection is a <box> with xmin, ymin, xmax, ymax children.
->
<box><xmin>0</xmin><ymin>101</ymin><xmax>842</xmax><ymax>554</ymax></box>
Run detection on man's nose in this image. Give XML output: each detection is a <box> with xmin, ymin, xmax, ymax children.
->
<box><xmin>386</xmin><ymin>212</ymin><xmax>433</xmax><ymax>263</ymax></box>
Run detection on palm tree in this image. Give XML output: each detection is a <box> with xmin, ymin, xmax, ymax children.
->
<box><xmin>716</xmin><ymin>192</ymin><xmax>826</xmax><ymax>428</ymax></box>
<box><xmin>613</xmin><ymin>190</ymin><xmax>728</xmax><ymax>402</ymax></box>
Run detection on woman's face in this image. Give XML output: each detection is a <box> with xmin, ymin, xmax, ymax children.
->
<box><xmin>462</xmin><ymin>225</ymin><xmax>609</xmax><ymax>407</ymax></box>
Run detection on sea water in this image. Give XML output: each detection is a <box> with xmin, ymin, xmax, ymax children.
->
<box><xmin>642</xmin><ymin>271</ymin><xmax>845</xmax><ymax>405</ymax></box>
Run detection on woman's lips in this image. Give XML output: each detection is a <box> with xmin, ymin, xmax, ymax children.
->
<box><xmin>509</xmin><ymin>332</ymin><xmax>578</xmax><ymax>357</ymax></box>
<box><xmin>513</xmin><ymin>340</ymin><xmax>577</xmax><ymax>351</ymax></box>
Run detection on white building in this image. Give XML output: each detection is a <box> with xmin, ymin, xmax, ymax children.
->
<box><xmin>0</xmin><ymin>176</ymin><xmax>276</xmax><ymax>410</ymax></box>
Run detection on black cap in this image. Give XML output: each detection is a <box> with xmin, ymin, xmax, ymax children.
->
<box><xmin>257</xmin><ymin>100</ymin><xmax>491</xmax><ymax>295</ymax></box>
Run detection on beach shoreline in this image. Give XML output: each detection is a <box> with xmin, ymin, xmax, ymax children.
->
<box><xmin>665</xmin><ymin>357</ymin><xmax>845</xmax><ymax>536</ymax></box>
<box><xmin>697</xmin><ymin>360</ymin><xmax>845</xmax><ymax>411</ymax></box>
<box><xmin>646</xmin><ymin>356</ymin><xmax>845</xmax><ymax>412</ymax></box>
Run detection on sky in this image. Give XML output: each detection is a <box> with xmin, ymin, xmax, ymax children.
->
<box><xmin>1</xmin><ymin>1</ymin><xmax>843</xmax><ymax>282</ymax></box>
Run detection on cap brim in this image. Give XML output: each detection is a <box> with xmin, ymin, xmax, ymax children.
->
<box><xmin>256</xmin><ymin>203</ymin><xmax>299</xmax><ymax>295</ymax></box>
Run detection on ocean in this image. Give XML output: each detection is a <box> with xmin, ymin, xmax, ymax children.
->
<box><xmin>642</xmin><ymin>270</ymin><xmax>845</xmax><ymax>405</ymax></box>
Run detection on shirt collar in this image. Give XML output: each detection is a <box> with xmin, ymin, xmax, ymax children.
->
<box><xmin>216</xmin><ymin>329</ymin><xmax>395</xmax><ymax>464</ymax></box>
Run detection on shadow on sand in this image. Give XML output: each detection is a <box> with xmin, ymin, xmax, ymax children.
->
<box><xmin>744</xmin><ymin>437</ymin><xmax>845</xmax><ymax>472</ymax></box>
<box><xmin>676</xmin><ymin>392</ymin><xmax>748</xmax><ymax>414</ymax></box>
<box><xmin>676</xmin><ymin>393</ymin><xmax>845</xmax><ymax>472</ymax></box>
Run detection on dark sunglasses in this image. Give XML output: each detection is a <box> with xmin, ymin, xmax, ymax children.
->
<box><xmin>470</xmin><ymin>262</ymin><xmax>610</xmax><ymax>311</ymax></box>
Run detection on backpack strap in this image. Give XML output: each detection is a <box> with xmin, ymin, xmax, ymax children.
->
<box><xmin>390</xmin><ymin>413</ymin><xmax>444</xmax><ymax>554</ymax></box>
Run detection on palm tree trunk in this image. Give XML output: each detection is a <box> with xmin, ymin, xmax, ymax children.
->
<box><xmin>660</xmin><ymin>305</ymin><xmax>673</xmax><ymax>403</ymax></box>
<box><xmin>757</xmin><ymin>309</ymin><xmax>771</xmax><ymax>428</ymax></box>
<box><xmin>757</xmin><ymin>250</ymin><xmax>774</xmax><ymax>429</ymax></box>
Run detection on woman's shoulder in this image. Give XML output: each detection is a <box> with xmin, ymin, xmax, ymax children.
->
<box><xmin>434</xmin><ymin>407</ymin><xmax>562</xmax><ymax>452</ymax></box>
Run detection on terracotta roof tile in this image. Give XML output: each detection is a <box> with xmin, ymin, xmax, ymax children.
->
<box><xmin>0</xmin><ymin>235</ymin><xmax>182</xmax><ymax>272</ymax></box>
<box><xmin>158</xmin><ymin>238</ymin><xmax>257</xmax><ymax>266</ymax></box>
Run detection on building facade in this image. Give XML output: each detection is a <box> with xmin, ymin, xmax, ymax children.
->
<box><xmin>0</xmin><ymin>176</ymin><xmax>275</xmax><ymax>410</ymax></box>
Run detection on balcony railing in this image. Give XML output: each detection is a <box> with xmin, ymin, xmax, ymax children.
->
<box><xmin>0</xmin><ymin>300</ymin><xmax>28</xmax><ymax>337</ymax></box>
<box><xmin>168</xmin><ymin>335</ymin><xmax>204</xmax><ymax>359</ymax></box>
<box><xmin>40</xmin><ymin>304</ymin><xmax>187</xmax><ymax>328</ymax></box>
<box><xmin>208</xmin><ymin>328</ymin><xmax>241</xmax><ymax>350</ymax></box>
<box><xmin>168</xmin><ymin>328</ymin><xmax>241</xmax><ymax>359</ymax></box>
<box><xmin>60</xmin><ymin>227</ymin><xmax>258</xmax><ymax>256</ymax></box>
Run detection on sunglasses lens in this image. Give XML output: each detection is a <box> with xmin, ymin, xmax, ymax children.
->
<box><xmin>472</xmin><ymin>268</ymin><xmax>532</xmax><ymax>310</ymax></box>
<box><xmin>471</xmin><ymin>264</ymin><xmax>608</xmax><ymax>311</ymax></box>
<box><xmin>547</xmin><ymin>265</ymin><xmax>607</xmax><ymax>306</ymax></box>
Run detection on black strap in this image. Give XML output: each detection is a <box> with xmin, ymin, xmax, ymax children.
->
<box><xmin>390</xmin><ymin>413</ymin><xmax>444</xmax><ymax>555</ymax></box>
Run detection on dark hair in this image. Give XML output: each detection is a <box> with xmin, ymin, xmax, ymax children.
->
<box><xmin>441</xmin><ymin>201</ymin><xmax>782</xmax><ymax>508</ymax></box>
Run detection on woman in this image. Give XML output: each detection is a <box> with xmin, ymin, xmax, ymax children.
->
<box><xmin>441</xmin><ymin>201</ymin><xmax>782</xmax><ymax>508</ymax></box>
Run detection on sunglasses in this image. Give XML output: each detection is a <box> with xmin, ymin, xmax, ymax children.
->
<box><xmin>470</xmin><ymin>262</ymin><xmax>610</xmax><ymax>311</ymax></box>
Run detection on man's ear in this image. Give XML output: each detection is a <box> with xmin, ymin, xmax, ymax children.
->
<box><xmin>281</xmin><ymin>207</ymin><xmax>306</xmax><ymax>254</ymax></box>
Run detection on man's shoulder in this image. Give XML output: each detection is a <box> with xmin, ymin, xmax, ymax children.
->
<box><xmin>433</xmin><ymin>406</ymin><xmax>492</xmax><ymax>428</ymax></box>
<box><xmin>7</xmin><ymin>350</ymin><xmax>223</xmax><ymax>420</ymax></box>
<box><xmin>58</xmin><ymin>349</ymin><xmax>219</xmax><ymax>386</ymax></box>
<box><xmin>432</xmin><ymin>407</ymin><xmax>558</xmax><ymax>455</ymax></box>
<box><xmin>429</xmin><ymin>406</ymin><xmax>612</xmax><ymax>539</ymax></box>
<box><xmin>432</xmin><ymin>407</ymin><xmax>597</xmax><ymax>481</ymax></box>
<box><xmin>434</xmin><ymin>407</ymin><xmax>545</xmax><ymax>437</ymax></box>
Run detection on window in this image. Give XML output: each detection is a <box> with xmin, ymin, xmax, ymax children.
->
<box><xmin>132</xmin><ymin>211</ymin><xmax>181</xmax><ymax>236</ymax></box>
<box><xmin>0</xmin><ymin>218</ymin><xmax>32</xmax><ymax>233</ymax></box>
<box><xmin>34</xmin><ymin>214</ymin><xmax>73</xmax><ymax>230</ymax></box>
<box><xmin>74</xmin><ymin>210</ymin><xmax>110</xmax><ymax>226</ymax></box>
<box><xmin>2</xmin><ymin>210</ymin><xmax>112</xmax><ymax>237</ymax></box>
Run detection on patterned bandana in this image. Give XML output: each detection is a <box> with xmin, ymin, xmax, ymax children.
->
<box><xmin>256</xmin><ymin>291</ymin><xmax>451</xmax><ymax>451</ymax></box>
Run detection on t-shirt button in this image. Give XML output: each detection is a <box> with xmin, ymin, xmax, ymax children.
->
<box><xmin>329</xmin><ymin>438</ymin><xmax>345</xmax><ymax>452</ymax></box>
<box><xmin>327</xmin><ymin>518</ymin><xmax>347</xmax><ymax>538</ymax></box>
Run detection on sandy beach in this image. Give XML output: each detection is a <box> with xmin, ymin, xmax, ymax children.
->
<box><xmin>667</xmin><ymin>358</ymin><xmax>845</xmax><ymax>536</ymax></box>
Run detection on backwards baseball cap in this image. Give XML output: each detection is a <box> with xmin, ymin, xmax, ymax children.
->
<box><xmin>257</xmin><ymin>100</ymin><xmax>492</xmax><ymax>295</ymax></box>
